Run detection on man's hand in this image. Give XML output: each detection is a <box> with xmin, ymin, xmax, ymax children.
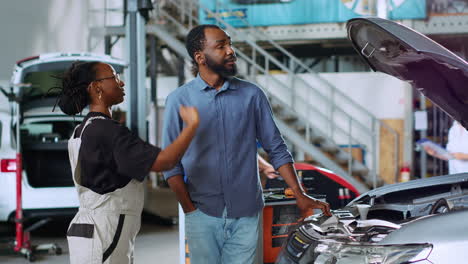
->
<box><xmin>295</xmin><ymin>193</ymin><xmax>332</xmax><ymax>220</ymax></box>
<box><xmin>184</xmin><ymin>205</ymin><xmax>197</xmax><ymax>214</ymax></box>
<box><xmin>276</xmin><ymin>163</ymin><xmax>332</xmax><ymax>220</ymax></box>
<box><xmin>167</xmin><ymin>175</ymin><xmax>197</xmax><ymax>214</ymax></box>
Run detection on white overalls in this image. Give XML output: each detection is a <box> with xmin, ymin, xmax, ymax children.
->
<box><xmin>67</xmin><ymin>117</ymin><xmax>144</xmax><ymax>264</ymax></box>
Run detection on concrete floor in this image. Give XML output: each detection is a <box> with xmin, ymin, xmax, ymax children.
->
<box><xmin>0</xmin><ymin>215</ymin><xmax>179</xmax><ymax>264</ymax></box>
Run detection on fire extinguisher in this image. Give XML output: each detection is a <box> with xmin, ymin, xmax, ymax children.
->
<box><xmin>400</xmin><ymin>163</ymin><xmax>410</xmax><ymax>182</ymax></box>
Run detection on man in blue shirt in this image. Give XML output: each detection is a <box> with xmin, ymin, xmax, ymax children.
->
<box><xmin>162</xmin><ymin>24</ymin><xmax>331</xmax><ymax>264</ymax></box>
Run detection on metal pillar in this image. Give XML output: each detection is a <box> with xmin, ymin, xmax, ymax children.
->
<box><xmin>403</xmin><ymin>82</ymin><xmax>413</xmax><ymax>176</ymax></box>
<box><xmin>104</xmin><ymin>35</ymin><xmax>112</xmax><ymax>55</ymax></box>
<box><xmin>420</xmin><ymin>94</ymin><xmax>427</xmax><ymax>178</ymax></box>
<box><xmin>137</xmin><ymin>15</ymin><xmax>147</xmax><ymax>141</ymax></box>
<box><xmin>125</xmin><ymin>0</ymin><xmax>147</xmax><ymax>140</ymax></box>
<box><xmin>177</xmin><ymin>55</ymin><xmax>185</xmax><ymax>86</ymax></box>
<box><xmin>149</xmin><ymin>35</ymin><xmax>159</xmax><ymax>145</ymax></box>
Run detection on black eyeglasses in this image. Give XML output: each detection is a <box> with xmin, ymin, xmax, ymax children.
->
<box><xmin>95</xmin><ymin>73</ymin><xmax>121</xmax><ymax>82</ymax></box>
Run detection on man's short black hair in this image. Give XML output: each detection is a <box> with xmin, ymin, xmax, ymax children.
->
<box><xmin>186</xmin><ymin>24</ymin><xmax>222</xmax><ymax>61</ymax></box>
<box><xmin>186</xmin><ymin>24</ymin><xmax>222</xmax><ymax>75</ymax></box>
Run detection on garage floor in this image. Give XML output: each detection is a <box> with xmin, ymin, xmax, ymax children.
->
<box><xmin>0</xmin><ymin>215</ymin><xmax>179</xmax><ymax>264</ymax></box>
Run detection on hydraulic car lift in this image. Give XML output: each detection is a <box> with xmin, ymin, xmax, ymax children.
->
<box><xmin>0</xmin><ymin>85</ymin><xmax>62</xmax><ymax>262</ymax></box>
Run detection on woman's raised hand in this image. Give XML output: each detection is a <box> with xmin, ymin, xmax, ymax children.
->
<box><xmin>179</xmin><ymin>105</ymin><xmax>199</xmax><ymax>127</ymax></box>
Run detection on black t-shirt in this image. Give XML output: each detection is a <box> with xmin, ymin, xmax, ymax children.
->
<box><xmin>74</xmin><ymin>112</ymin><xmax>160</xmax><ymax>194</ymax></box>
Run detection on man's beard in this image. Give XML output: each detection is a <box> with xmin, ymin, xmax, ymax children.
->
<box><xmin>205</xmin><ymin>53</ymin><xmax>238</xmax><ymax>78</ymax></box>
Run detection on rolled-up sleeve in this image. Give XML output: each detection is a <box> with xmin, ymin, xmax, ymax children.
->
<box><xmin>162</xmin><ymin>94</ymin><xmax>185</xmax><ymax>180</ymax></box>
<box><xmin>255</xmin><ymin>89</ymin><xmax>294</xmax><ymax>170</ymax></box>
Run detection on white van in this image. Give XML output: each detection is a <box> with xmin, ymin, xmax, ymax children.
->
<box><xmin>0</xmin><ymin>53</ymin><xmax>126</xmax><ymax>222</ymax></box>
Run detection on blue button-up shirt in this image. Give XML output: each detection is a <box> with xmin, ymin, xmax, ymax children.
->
<box><xmin>162</xmin><ymin>75</ymin><xmax>293</xmax><ymax>218</ymax></box>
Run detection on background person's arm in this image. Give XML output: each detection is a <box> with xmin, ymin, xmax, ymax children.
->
<box><xmin>258</xmin><ymin>154</ymin><xmax>278</xmax><ymax>179</ymax></box>
<box><xmin>423</xmin><ymin>146</ymin><xmax>449</xmax><ymax>160</ymax></box>
<box><xmin>451</xmin><ymin>152</ymin><xmax>468</xmax><ymax>161</ymax></box>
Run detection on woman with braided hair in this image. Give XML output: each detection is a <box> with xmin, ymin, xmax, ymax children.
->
<box><xmin>58</xmin><ymin>61</ymin><xmax>199</xmax><ymax>264</ymax></box>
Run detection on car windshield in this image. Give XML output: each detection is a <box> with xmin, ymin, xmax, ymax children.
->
<box><xmin>20</xmin><ymin>120</ymin><xmax>81</xmax><ymax>144</ymax></box>
<box><xmin>19</xmin><ymin>60</ymin><xmax>125</xmax><ymax>101</ymax></box>
<box><xmin>21</xmin><ymin>70</ymin><xmax>64</xmax><ymax>99</ymax></box>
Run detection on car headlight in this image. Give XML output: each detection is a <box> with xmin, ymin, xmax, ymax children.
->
<box><xmin>314</xmin><ymin>241</ymin><xmax>432</xmax><ymax>264</ymax></box>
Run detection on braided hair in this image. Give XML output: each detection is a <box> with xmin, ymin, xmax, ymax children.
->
<box><xmin>56</xmin><ymin>61</ymin><xmax>99</xmax><ymax>115</ymax></box>
<box><xmin>186</xmin><ymin>24</ymin><xmax>221</xmax><ymax>76</ymax></box>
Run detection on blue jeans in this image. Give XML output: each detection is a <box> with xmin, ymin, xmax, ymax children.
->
<box><xmin>185</xmin><ymin>208</ymin><xmax>260</xmax><ymax>264</ymax></box>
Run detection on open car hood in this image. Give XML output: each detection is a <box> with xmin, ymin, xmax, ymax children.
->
<box><xmin>350</xmin><ymin>172</ymin><xmax>468</xmax><ymax>202</ymax></box>
<box><xmin>346</xmin><ymin>17</ymin><xmax>468</xmax><ymax>129</ymax></box>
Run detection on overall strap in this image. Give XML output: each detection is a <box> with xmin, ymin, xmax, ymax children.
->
<box><xmin>78</xmin><ymin>116</ymin><xmax>107</xmax><ymax>139</ymax></box>
<box><xmin>71</xmin><ymin>124</ymin><xmax>81</xmax><ymax>139</ymax></box>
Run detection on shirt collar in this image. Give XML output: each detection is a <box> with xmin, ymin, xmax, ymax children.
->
<box><xmin>195</xmin><ymin>74</ymin><xmax>237</xmax><ymax>91</ymax></box>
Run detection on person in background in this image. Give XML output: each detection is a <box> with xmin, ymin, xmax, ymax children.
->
<box><xmin>162</xmin><ymin>24</ymin><xmax>331</xmax><ymax>264</ymax></box>
<box><xmin>58</xmin><ymin>61</ymin><xmax>199</xmax><ymax>264</ymax></box>
<box><xmin>423</xmin><ymin>121</ymin><xmax>468</xmax><ymax>174</ymax></box>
